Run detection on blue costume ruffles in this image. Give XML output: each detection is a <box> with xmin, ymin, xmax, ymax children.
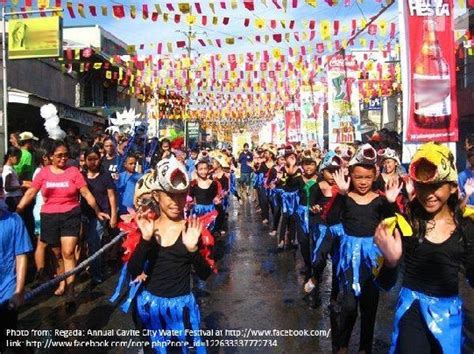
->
<box><xmin>390</xmin><ymin>287</ymin><xmax>462</xmax><ymax>354</ymax></box>
<box><xmin>136</xmin><ymin>290</ymin><xmax>206</xmax><ymax>354</ymax></box>
<box><xmin>267</xmin><ymin>188</ymin><xmax>283</xmax><ymax>209</ymax></box>
<box><xmin>192</xmin><ymin>204</ymin><xmax>216</xmax><ymax>216</ymax></box>
<box><xmin>296</xmin><ymin>205</ymin><xmax>310</xmax><ymax>234</ymax></box>
<box><xmin>330</xmin><ymin>223</ymin><xmax>382</xmax><ymax>296</ymax></box>
<box><xmin>229</xmin><ymin>172</ymin><xmax>237</xmax><ymax>196</ymax></box>
<box><xmin>281</xmin><ymin>191</ymin><xmax>299</xmax><ymax>215</ymax></box>
<box><xmin>311</xmin><ymin>224</ymin><xmax>328</xmax><ymax>264</ymax></box>
<box><xmin>253</xmin><ymin>173</ymin><xmax>265</xmax><ymax>188</ymax></box>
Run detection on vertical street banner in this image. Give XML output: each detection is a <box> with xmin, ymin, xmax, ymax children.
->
<box><xmin>327</xmin><ymin>54</ymin><xmax>361</xmax><ymax>149</ymax></box>
<box><xmin>300</xmin><ymin>86</ymin><xmax>325</xmax><ymax>147</ymax></box>
<box><xmin>285</xmin><ymin>109</ymin><xmax>302</xmax><ymax>144</ymax></box>
<box><xmin>400</xmin><ymin>0</ymin><xmax>458</xmax><ymax>143</ymax></box>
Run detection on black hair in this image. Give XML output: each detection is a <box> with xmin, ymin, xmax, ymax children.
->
<box><xmin>84</xmin><ymin>146</ymin><xmax>102</xmax><ymax>160</ymax></box>
<box><xmin>65</xmin><ymin>135</ymin><xmax>80</xmax><ymax>160</ymax></box>
<box><xmin>404</xmin><ymin>186</ymin><xmax>471</xmax><ymax>253</ymax></box>
<box><xmin>3</xmin><ymin>146</ymin><xmax>22</xmax><ymax>164</ymax></box>
<box><xmin>243</xmin><ymin>143</ymin><xmax>249</xmax><ymax>148</ymax></box>
<box><xmin>47</xmin><ymin>140</ymin><xmax>68</xmax><ymax>157</ymax></box>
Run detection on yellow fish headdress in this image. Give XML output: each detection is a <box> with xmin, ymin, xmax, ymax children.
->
<box><xmin>409</xmin><ymin>142</ymin><xmax>457</xmax><ymax>184</ymax></box>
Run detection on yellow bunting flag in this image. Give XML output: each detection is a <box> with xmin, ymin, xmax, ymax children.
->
<box><xmin>106</xmin><ymin>71</ymin><xmax>112</xmax><ymax>79</ymax></box>
<box><xmin>255</xmin><ymin>18</ymin><xmax>265</xmax><ymax>29</ymax></box>
<box><xmin>155</xmin><ymin>4</ymin><xmax>162</xmax><ymax>14</ymax></box>
<box><xmin>320</xmin><ymin>20</ymin><xmax>331</xmax><ymax>40</ymax></box>
<box><xmin>272</xmin><ymin>48</ymin><xmax>282</xmax><ymax>59</ymax></box>
<box><xmin>101</xmin><ymin>5</ymin><xmax>107</xmax><ymax>16</ymax></box>
<box><xmin>178</xmin><ymin>3</ymin><xmax>191</xmax><ymax>13</ymax></box>
<box><xmin>186</xmin><ymin>15</ymin><xmax>196</xmax><ymax>25</ymax></box>
<box><xmin>225</xmin><ymin>37</ymin><xmax>235</xmax><ymax>45</ymax></box>
<box><xmin>38</xmin><ymin>0</ymin><xmax>49</xmax><ymax>8</ymax></box>
<box><xmin>305</xmin><ymin>0</ymin><xmax>317</xmax><ymax>6</ymax></box>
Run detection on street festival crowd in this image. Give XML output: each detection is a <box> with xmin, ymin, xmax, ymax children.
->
<box><xmin>0</xmin><ymin>111</ymin><xmax>474</xmax><ymax>353</ymax></box>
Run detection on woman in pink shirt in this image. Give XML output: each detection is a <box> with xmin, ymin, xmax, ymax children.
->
<box><xmin>17</xmin><ymin>141</ymin><xmax>109</xmax><ymax>305</ymax></box>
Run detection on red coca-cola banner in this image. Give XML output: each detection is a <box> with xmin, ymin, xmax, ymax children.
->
<box><xmin>285</xmin><ymin>110</ymin><xmax>302</xmax><ymax>143</ymax></box>
<box><xmin>403</xmin><ymin>0</ymin><xmax>458</xmax><ymax>142</ymax></box>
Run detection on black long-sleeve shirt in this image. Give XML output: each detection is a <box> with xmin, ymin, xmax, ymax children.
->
<box><xmin>377</xmin><ymin>219</ymin><xmax>474</xmax><ymax>297</ymax></box>
<box><xmin>128</xmin><ymin>235</ymin><xmax>212</xmax><ymax>298</ymax></box>
<box><xmin>327</xmin><ymin>194</ymin><xmax>397</xmax><ymax>236</ymax></box>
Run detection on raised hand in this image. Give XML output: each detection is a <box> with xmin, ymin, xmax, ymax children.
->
<box><xmin>374</xmin><ymin>221</ymin><xmax>402</xmax><ymax>268</ymax></box>
<box><xmin>333</xmin><ymin>168</ymin><xmax>350</xmax><ymax>195</ymax></box>
<box><xmin>182</xmin><ymin>215</ymin><xmax>203</xmax><ymax>252</ymax></box>
<box><xmin>464</xmin><ymin>178</ymin><xmax>474</xmax><ymax>198</ymax></box>
<box><xmin>385</xmin><ymin>177</ymin><xmax>403</xmax><ymax>204</ymax></box>
<box><xmin>405</xmin><ymin>177</ymin><xmax>415</xmax><ymax>201</ymax></box>
<box><xmin>136</xmin><ymin>211</ymin><xmax>155</xmax><ymax>241</ymax></box>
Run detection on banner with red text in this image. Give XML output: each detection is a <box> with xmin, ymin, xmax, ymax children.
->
<box><xmin>401</xmin><ymin>0</ymin><xmax>458</xmax><ymax>143</ymax></box>
<box><xmin>285</xmin><ymin>109</ymin><xmax>302</xmax><ymax>144</ymax></box>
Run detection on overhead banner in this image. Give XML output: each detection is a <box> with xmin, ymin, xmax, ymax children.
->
<box><xmin>8</xmin><ymin>17</ymin><xmax>62</xmax><ymax>60</ymax></box>
<box><xmin>400</xmin><ymin>0</ymin><xmax>458</xmax><ymax>143</ymax></box>
<box><xmin>327</xmin><ymin>54</ymin><xmax>361</xmax><ymax>149</ymax></box>
<box><xmin>285</xmin><ymin>108</ymin><xmax>302</xmax><ymax>144</ymax></box>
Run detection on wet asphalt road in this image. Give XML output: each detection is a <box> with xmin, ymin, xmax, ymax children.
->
<box><xmin>13</xmin><ymin>199</ymin><xmax>474</xmax><ymax>354</ymax></box>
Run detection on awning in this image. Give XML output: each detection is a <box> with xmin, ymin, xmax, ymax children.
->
<box><xmin>8</xmin><ymin>88</ymin><xmax>105</xmax><ymax>126</ymax></box>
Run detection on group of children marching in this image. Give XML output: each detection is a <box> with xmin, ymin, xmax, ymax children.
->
<box><xmin>248</xmin><ymin>141</ymin><xmax>474</xmax><ymax>354</ymax></box>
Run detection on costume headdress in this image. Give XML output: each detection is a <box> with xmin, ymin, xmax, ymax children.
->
<box><xmin>378</xmin><ymin>147</ymin><xmax>401</xmax><ymax>166</ymax></box>
<box><xmin>152</xmin><ymin>156</ymin><xmax>189</xmax><ymax>193</ymax></box>
<box><xmin>105</xmin><ymin>108</ymin><xmax>141</xmax><ymax>136</ymax></box>
<box><xmin>319</xmin><ymin>151</ymin><xmax>342</xmax><ymax>172</ymax></box>
<box><xmin>348</xmin><ymin>144</ymin><xmax>377</xmax><ymax>167</ymax></box>
<box><xmin>209</xmin><ymin>151</ymin><xmax>230</xmax><ymax>168</ymax></box>
<box><xmin>409</xmin><ymin>142</ymin><xmax>457</xmax><ymax>184</ymax></box>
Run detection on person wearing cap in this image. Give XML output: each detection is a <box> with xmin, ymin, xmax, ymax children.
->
<box><xmin>325</xmin><ymin>143</ymin><xmax>402</xmax><ymax>354</ymax></box>
<box><xmin>375</xmin><ymin>142</ymin><xmax>474</xmax><ymax>354</ymax></box>
<box><xmin>14</xmin><ymin>131</ymin><xmax>38</xmax><ymax>182</ymax></box>
<box><xmin>128</xmin><ymin>157</ymin><xmax>213</xmax><ymax>352</ymax></box>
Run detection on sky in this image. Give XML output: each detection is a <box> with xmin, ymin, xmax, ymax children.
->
<box><xmin>11</xmin><ymin>0</ymin><xmax>405</xmax><ymax>58</ymax></box>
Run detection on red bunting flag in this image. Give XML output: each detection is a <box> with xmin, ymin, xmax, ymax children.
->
<box><xmin>194</xmin><ymin>2</ymin><xmax>202</xmax><ymax>13</ymax></box>
<box><xmin>198</xmin><ymin>39</ymin><xmax>206</xmax><ymax>46</ymax></box>
<box><xmin>112</xmin><ymin>5</ymin><xmax>125</xmax><ymax>19</ymax></box>
<box><xmin>177</xmin><ymin>41</ymin><xmax>186</xmax><ymax>48</ymax></box>
<box><xmin>174</xmin><ymin>14</ymin><xmax>181</xmax><ymax>23</ymax></box>
<box><xmin>20</xmin><ymin>8</ymin><xmax>28</xmax><ymax>18</ymax></box>
<box><xmin>151</xmin><ymin>12</ymin><xmax>158</xmax><ymax>21</ymax></box>
<box><xmin>389</xmin><ymin>22</ymin><xmax>396</xmax><ymax>38</ymax></box>
<box><xmin>220</xmin><ymin>1</ymin><xmax>226</xmax><ymax>9</ymax></box>
<box><xmin>223</xmin><ymin>17</ymin><xmax>229</xmax><ymax>25</ymax></box>
<box><xmin>273</xmin><ymin>34</ymin><xmax>282</xmax><ymax>42</ymax></box>
<box><xmin>289</xmin><ymin>20</ymin><xmax>295</xmax><ymax>29</ymax></box>
<box><xmin>309</xmin><ymin>20</ymin><xmax>315</xmax><ymax>30</ymax></box>
<box><xmin>202</xmin><ymin>15</ymin><xmax>207</xmax><ymax>25</ymax></box>
<box><xmin>244</xmin><ymin>18</ymin><xmax>250</xmax><ymax>26</ymax></box>
<box><xmin>66</xmin><ymin>2</ymin><xmax>75</xmax><ymax>18</ymax></box>
<box><xmin>334</xmin><ymin>20</ymin><xmax>339</xmax><ymax>35</ymax></box>
<box><xmin>270</xmin><ymin>20</ymin><xmax>277</xmax><ymax>29</ymax></box>
<box><xmin>89</xmin><ymin>5</ymin><xmax>97</xmax><ymax>16</ymax></box>
<box><xmin>351</xmin><ymin>19</ymin><xmax>357</xmax><ymax>35</ymax></box>
<box><xmin>142</xmin><ymin>4</ymin><xmax>149</xmax><ymax>19</ymax></box>
<box><xmin>56</xmin><ymin>0</ymin><xmax>61</xmax><ymax>7</ymax></box>
<box><xmin>166</xmin><ymin>3</ymin><xmax>175</xmax><ymax>11</ymax></box>
<box><xmin>25</xmin><ymin>0</ymin><xmax>32</xmax><ymax>6</ymax></box>
<box><xmin>292</xmin><ymin>0</ymin><xmax>298</xmax><ymax>7</ymax></box>
<box><xmin>272</xmin><ymin>0</ymin><xmax>282</xmax><ymax>9</ymax></box>
<box><xmin>244</xmin><ymin>0</ymin><xmax>255</xmax><ymax>10</ymax></box>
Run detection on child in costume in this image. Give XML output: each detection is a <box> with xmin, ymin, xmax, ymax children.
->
<box><xmin>324</xmin><ymin>143</ymin><xmax>402</xmax><ymax>353</ymax></box>
<box><xmin>210</xmin><ymin>151</ymin><xmax>230</xmax><ymax>236</ymax></box>
<box><xmin>189</xmin><ymin>154</ymin><xmax>219</xmax><ymax>219</ymax></box>
<box><xmin>304</xmin><ymin>150</ymin><xmax>342</xmax><ymax>309</ymax></box>
<box><xmin>266</xmin><ymin>149</ymin><xmax>286</xmax><ymax>237</ymax></box>
<box><xmin>375</xmin><ymin>142</ymin><xmax>474</xmax><ymax>354</ymax></box>
<box><xmin>128</xmin><ymin>157</ymin><xmax>214</xmax><ymax>353</ymax></box>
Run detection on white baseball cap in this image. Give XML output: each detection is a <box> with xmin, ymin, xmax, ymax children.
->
<box><xmin>19</xmin><ymin>131</ymin><xmax>39</xmax><ymax>141</ymax></box>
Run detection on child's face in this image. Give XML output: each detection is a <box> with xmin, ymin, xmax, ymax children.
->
<box><xmin>350</xmin><ymin>165</ymin><xmax>375</xmax><ymax>195</ymax></box>
<box><xmin>415</xmin><ymin>182</ymin><xmax>457</xmax><ymax>214</ymax></box>
<box><xmin>196</xmin><ymin>163</ymin><xmax>209</xmax><ymax>179</ymax></box>
<box><xmin>10</xmin><ymin>155</ymin><xmax>19</xmax><ymax>165</ymax></box>
<box><xmin>383</xmin><ymin>159</ymin><xmax>397</xmax><ymax>174</ymax></box>
<box><xmin>124</xmin><ymin>157</ymin><xmax>137</xmax><ymax>173</ymax></box>
<box><xmin>302</xmin><ymin>162</ymin><xmax>317</xmax><ymax>177</ymax></box>
<box><xmin>323</xmin><ymin>169</ymin><xmax>337</xmax><ymax>185</ymax></box>
<box><xmin>154</xmin><ymin>191</ymin><xmax>186</xmax><ymax>220</ymax></box>
<box><xmin>85</xmin><ymin>152</ymin><xmax>101</xmax><ymax>172</ymax></box>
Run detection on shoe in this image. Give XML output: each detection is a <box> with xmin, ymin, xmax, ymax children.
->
<box><xmin>276</xmin><ymin>241</ymin><xmax>285</xmax><ymax>252</ymax></box>
<box><xmin>268</xmin><ymin>230</ymin><xmax>277</xmax><ymax>236</ymax></box>
<box><xmin>262</xmin><ymin>219</ymin><xmax>269</xmax><ymax>224</ymax></box>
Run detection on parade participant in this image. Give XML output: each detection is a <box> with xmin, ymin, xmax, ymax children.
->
<box><xmin>16</xmin><ymin>140</ymin><xmax>110</xmax><ymax>305</ymax></box>
<box><xmin>81</xmin><ymin>146</ymin><xmax>118</xmax><ymax>285</ymax></box>
<box><xmin>266</xmin><ymin>148</ymin><xmax>286</xmax><ymax>236</ymax></box>
<box><xmin>277</xmin><ymin>147</ymin><xmax>302</xmax><ymax>251</ymax></box>
<box><xmin>0</xmin><ymin>180</ymin><xmax>32</xmax><ymax>351</ymax></box>
<box><xmin>256</xmin><ymin>145</ymin><xmax>275</xmax><ymax>225</ymax></box>
<box><xmin>101</xmin><ymin>137</ymin><xmax>120</xmax><ymax>180</ymax></box>
<box><xmin>129</xmin><ymin>157</ymin><xmax>213</xmax><ymax>353</ymax></box>
<box><xmin>210</xmin><ymin>151</ymin><xmax>230</xmax><ymax>236</ymax></box>
<box><xmin>117</xmin><ymin>155</ymin><xmax>143</xmax><ymax>215</ymax></box>
<box><xmin>374</xmin><ymin>142</ymin><xmax>474</xmax><ymax>354</ymax></box>
<box><xmin>459</xmin><ymin>147</ymin><xmax>474</xmax><ymax>206</ymax></box>
<box><xmin>287</xmin><ymin>151</ymin><xmax>319</xmax><ymax>277</ymax></box>
<box><xmin>189</xmin><ymin>154</ymin><xmax>219</xmax><ymax>218</ymax></box>
<box><xmin>303</xmin><ymin>151</ymin><xmax>342</xmax><ymax>309</ymax></box>
<box><xmin>326</xmin><ymin>143</ymin><xmax>401</xmax><ymax>354</ymax></box>
<box><xmin>238</xmin><ymin>143</ymin><xmax>253</xmax><ymax>200</ymax></box>
<box><xmin>2</xmin><ymin>147</ymin><xmax>26</xmax><ymax>212</ymax></box>
<box><xmin>185</xmin><ymin>148</ymin><xmax>199</xmax><ymax>179</ymax></box>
